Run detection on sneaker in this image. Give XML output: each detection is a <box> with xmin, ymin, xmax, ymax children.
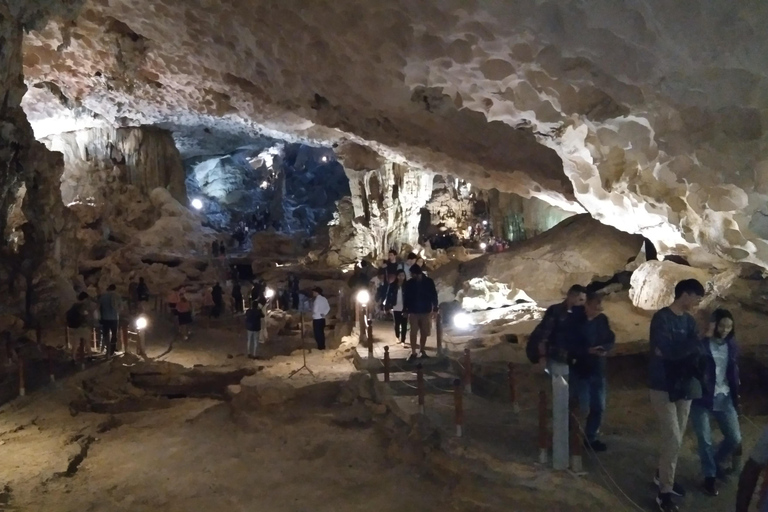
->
<box><xmin>654</xmin><ymin>472</ymin><xmax>686</xmax><ymax>498</ymax></box>
<box><xmin>703</xmin><ymin>477</ymin><xmax>718</xmax><ymax>497</ymax></box>
<box><xmin>419</xmin><ymin>351</ymin><xmax>429</xmax><ymax>359</ymax></box>
<box><xmin>406</xmin><ymin>352</ymin><xmax>418</xmax><ymax>362</ymax></box>
<box><xmin>584</xmin><ymin>439</ymin><xmax>608</xmax><ymax>452</ymax></box>
<box><xmin>656</xmin><ymin>493</ymin><xmax>679</xmax><ymax>512</ymax></box>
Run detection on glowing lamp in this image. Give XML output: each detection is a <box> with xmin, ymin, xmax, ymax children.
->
<box><xmin>482</xmin><ymin>220</ymin><xmax>488</xmax><ymax>226</ymax></box>
<box><xmin>135</xmin><ymin>316</ymin><xmax>148</xmax><ymax>330</ymax></box>
<box><xmin>453</xmin><ymin>312</ymin><xmax>472</xmax><ymax>330</ymax></box>
<box><xmin>356</xmin><ymin>290</ymin><xmax>370</xmax><ymax>305</ymax></box>
<box><xmin>191</xmin><ymin>198</ymin><xmax>204</xmax><ymax>210</ymax></box>
<box><xmin>265</xmin><ymin>287</ymin><xmax>275</xmax><ymax>299</ymax></box>
<box><xmin>480</xmin><ymin>242</ymin><xmax>487</xmax><ymax>250</ymax></box>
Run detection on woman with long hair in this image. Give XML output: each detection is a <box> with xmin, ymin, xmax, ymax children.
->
<box><xmin>384</xmin><ymin>270</ymin><xmax>408</xmax><ymax>345</ymax></box>
<box><xmin>690</xmin><ymin>308</ymin><xmax>742</xmax><ymax>497</ymax></box>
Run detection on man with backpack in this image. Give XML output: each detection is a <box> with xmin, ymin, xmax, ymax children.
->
<box><xmin>67</xmin><ymin>292</ymin><xmax>93</xmax><ymax>353</ymax></box>
<box><xmin>526</xmin><ymin>284</ymin><xmax>587</xmax><ymax>470</ymax></box>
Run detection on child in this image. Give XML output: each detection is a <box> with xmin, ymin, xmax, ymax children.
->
<box><xmin>245</xmin><ymin>299</ymin><xmax>265</xmax><ymax>359</ymax></box>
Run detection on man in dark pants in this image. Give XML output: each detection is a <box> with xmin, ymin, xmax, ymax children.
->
<box><xmin>311</xmin><ymin>287</ymin><xmax>330</xmax><ymax>350</ymax></box>
<box><xmin>569</xmin><ymin>292</ymin><xmax>615</xmax><ymax>452</ymax></box>
<box><xmin>98</xmin><ymin>284</ymin><xmax>121</xmax><ymax>357</ymax></box>
<box><xmin>402</xmin><ymin>264</ymin><xmax>438</xmax><ymax>361</ymax></box>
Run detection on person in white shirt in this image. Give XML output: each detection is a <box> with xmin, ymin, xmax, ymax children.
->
<box><xmin>311</xmin><ymin>287</ymin><xmax>331</xmax><ymax>350</ymax></box>
<box><xmin>384</xmin><ymin>270</ymin><xmax>408</xmax><ymax>345</ymax></box>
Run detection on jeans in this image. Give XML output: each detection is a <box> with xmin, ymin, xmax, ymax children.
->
<box><xmin>247</xmin><ymin>330</ymin><xmax>260</xmax><ymax>357</ymax></box>
<box><xmin>313</xmin><ymin>318</ymin><xmax>326</xmax><ymax>350</ymax></box>
<box><xmin>649</xmin><ymin>390</ymin><xmax>691</xmax><ymax>493</ymax></box>
<box><xmin>100</xmin><ymin>320</ymin><xmax>118</xmax><ymax>356</ymax></box>
<box><xmin>570</xmin><ymin>373</ymin><xmax>606</xmax><ymax>443</ymax></box>
<box><xmin>690</xmin><ymin>399</ymin><xmax>742</xmax><ymax>478</ymax></box>
<box><xmin>393</xmin><ymin>311</ymin><xmax>408</xmax><ymax>343</ymax></box>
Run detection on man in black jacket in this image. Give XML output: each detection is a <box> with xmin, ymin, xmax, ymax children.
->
<box><xmin>402</xmin><ymin>265</ymin><xmax>438</xmax><ymax>361</ymax></box>
<box><xmin>569</xmin><ymin>292</ymin><xmax>615</xmax><ymax>452</ymax></box>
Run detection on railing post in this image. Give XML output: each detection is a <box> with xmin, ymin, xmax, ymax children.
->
<box><xmin>435</xmin><ymin>312</ymin><xmax>443</xmax><ymax>356</ymax></box>
<box><xmin>64</xmin><ymin>324</ymin><xmax>70</xmax><ymax>351</ymax></box>
<box><xmin>538</xmin><ymin>390</ymin><xmax>549</xmax><ymax>464</ymax></box>
<box><xmin>569</xmin><ymin>399</ymin><xmax>583</xmax><ymax>471</ymax></box>
<box><xmin>18</xmin><ymin>356</ymin><xmax>25</xmax><ymax>397</ymax></box>
<box><xmin>47</xmin><ymin>346</ymin><xmax>55</xmax><ymax>383</ymax></box>
<box><xmin>463</xmin><ymin>348</ymin><xmax>472</xmax><ymax>394</ymax></box>
<box><xmin>120</xmin><ymin>324</ymin><xmax>129</xmax><ymax>354</ymax></box>
<box><xmin>416</xmin><ymin>363</ymin><xmax>425</xmax><ymax>414</ymax></box>
<box><xmin>454</xmin><ymin>378</ymin><xmax>463</xmax><ymax>437</ymax></box>
<box><xmin>92</xmin><ymin>327</ymin><xmax>99</xmax><ymax>353</ymax></box>
<box><xmin>77</xmin><ymin>339</ymin><xmax>86</xmax><ymax>370</ymax></box>
<box><xmin>383</xmin><ymin>346</ymin><xmax>390</xmax><ymax>383</ymax></box>
<box><xmin>358</xmin><ymin>304</ymin><xmax>366</xmax><ymax>346</ymax></box>
<box><xmin>367</xmin><ymin>312</ymin><xmax>374</xmax><ymax>359</ymax></box>
<box><xmin>35</xmin><ymin>323</ymin><xmax>42</xmax><ymax>345</ymax></box>
<box><xmin>508</xmin><ymin>363</ymin><xmax>519</xmax><ymax>413</ymax></box>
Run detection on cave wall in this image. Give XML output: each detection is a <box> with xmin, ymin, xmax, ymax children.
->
<box><xmin>0</xmin><ymin>0</ymin><xmax>84</xmax><ymax>328</ymax></box>
<box><xmin>329</xmin><ymin>143</ymin><xmax>433</xmax><ymax>263</ymax></box>
<box><xmin>45</xmin><ymin>126</ymin><xmax>187</xmax><ymax>205</ymax></box>
<box><xmin>422</xmin><ymin>176</ymin><xmax>474</xmax><ymax>235</ymax></box>
<box><xmin>487</xmin><ymin>190</ymin><xmax>574</xmax><ymax>242</ymax></box>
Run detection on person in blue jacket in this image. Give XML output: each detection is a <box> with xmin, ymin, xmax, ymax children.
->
<box><xmin>690</xmin><ymin>308</ymin><xmax>742</xmax><ymax>497</ymax></box>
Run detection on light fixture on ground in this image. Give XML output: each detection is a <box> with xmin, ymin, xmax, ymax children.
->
<box><xmin>482</xmin><ymin>220</ymin><xmax>488</xmax><ymax>226</ymax></box>
<box><xmin>135</xmin><ymin>316</ymin><xmax>149</xmax><ymax>330</ymax></box>
<box><xmin>356</xmin><ymin>289</ymin><xmax>370</xmax><ymax>305</ymax></box>
<box><xmin>191</xmin><ymin>198</ymin><xmax>204</xmax><ymax>210</ymax></box>
<box><xmin>264</xmin><ymin>287</ymin><xmax>275</xmax><ymax>299</ymax></box>
<box><xmin>453</xmin><ymin>312</ymin><xmax>472</xmax><ymax>330</ymax></box>
<box><xmin>480</xmin><ymin>242</ymin><xmax>487</xmax><ymax>250</ymax></box>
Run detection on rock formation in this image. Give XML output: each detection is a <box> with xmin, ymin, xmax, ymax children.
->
<box><xmin>46</xmin><ymin>125</ymin><xmax>187</xmax><ymax>205</ymax></box>
<box><xmin>433</xmin><ymin>214</ymin><xmax>644</xmax><ymax>308</ymax></box>
<box><xmin>18</xmin><ymin>0</ymin><xmax>768</xmax><ymax>271</ymax></box>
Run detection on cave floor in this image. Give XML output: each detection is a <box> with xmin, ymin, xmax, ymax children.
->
<box><xmin>2</xmin><ymin>319</ymin><xmax>763</xmax><ymax>512</ymax></box>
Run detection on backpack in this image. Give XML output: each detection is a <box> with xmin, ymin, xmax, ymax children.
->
<box><xmin>526</xmin><ymin>307</ymin><xmax>555</xmax><ymax>364</ymax></box>
<box><xmin>66</xmin><ymin>303</ymin><xmax>85</xmax><ymax>329</ymax></box>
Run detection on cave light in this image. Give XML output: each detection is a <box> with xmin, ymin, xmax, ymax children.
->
<box><xmin>356</xmin><ymin>289</ymin><xmax>370</xmax><ymax>305</ymax></box>
<box><xmin>260</xmin><ymin>181</ymin><xmax>269</xmax><ymax>189</ymax></box>
<box><xmin>482</xmin><ymin>220</ymin><xmax>488</xmax><ymax>226</ymax></box>
<box><xmin>480</xmin><ymin>242</ymin><xmax>487</xmax><ymax>250</ymax></box>
<box><xmin>265</xmin><ymin>287</ymin><xmax>275</xmax><ymax>299</ymax></box>
<box><xmin>453</xmin><ymin>312</ymin><xmax>472</xmax><ymax>330</ymax></box>
<box><xmin>321</xmin><ymin>156</ymin><xmax>328</xmax><ymax>163</ymax></box>
<box><xmin>135</xmin><ymin>316</ymin><xmax>149</xmax><ymax>330</ymax></box>
<box><xmin>191</xmin><ymin>198</ymin><xmax>204</xmax><ymax>210</ymax></box>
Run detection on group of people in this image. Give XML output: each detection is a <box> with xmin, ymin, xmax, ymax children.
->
<box><xmin>364</xmin><ymin>250</ymin><xmax>439</xmax><ymax>361</ymax></box>
<box><xmin>532</xmin><ymin>279</ymin><xmax>760</xmax><ymax>512</ymax></box>
<box><xmin>66</xmin><ymin>282</ymin><xmax>139</xmax><ymax>357</ymax></box>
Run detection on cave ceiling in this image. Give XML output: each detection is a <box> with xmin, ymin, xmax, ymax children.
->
<box><xmin>19</xmin><ymin>0</ymin><xmax>768</xmax><ymax>267</ymax></box>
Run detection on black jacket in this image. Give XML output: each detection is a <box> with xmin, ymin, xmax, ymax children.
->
<box><xmin>245</xmin><ymin>305</ymin><xmax>264</xmax><ymax>331</ymax></box>
<box><xmin>569</xmin><ymin>312</ymin><xmax>616</xmax><ymax>377</ymax></box>
<box><xmin>403</xmin><ymin>276</ymin><xmax>438</xmax><ymax>314</ymax></box>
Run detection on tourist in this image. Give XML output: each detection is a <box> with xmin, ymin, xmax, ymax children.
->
<box><xmin>66</xmin><ymin>292</ymin><xmax>93</xmax><ymax>354</ymax></box>
<box><xmin>98</xmin><ymin>284</ymin><xmax>121</xmax><ymax>357</ymax></box>
<box><xmin>649</xmin><ymin>278</ymin><xmax>706</xmax><ymax>512</ymax></box>
<box><xmin>533</xmin><ymin>284</ymin><xmax>587</xmax><ymax>365</ymax></box>
<box><xmin>212</xmin><ymin>240</ymin><xmax>219</xmax><ymax>257</ymax></box>
<box><xmin>219</xmin><ymin>240</ymin><xmax>226</xmax><ymax>257</ymax></box>
<box><xmin>245</xmin><ymin>298</ymin><xmax>266</xmax><ymax>359</ymax></box>
<box><xmin>402</xmin><ymin>264</ymin><xmax>438</xmax><ymax>361</ymax></box>
<box><xmin>202</xmin><ymin>286</ymin><xmax>214</xmax><ymax>321</ymax></box>
<box><xmin>384</xmin><ymin>269</ymin><xmax>408</xmax><ymax>345</ymax></box>
<box><xmin>735</xmin><ymin>426</ymin><xmax>768</xmax><ymax>512</ymax></box>
<box><xmin>127</xmin><ymin>276</ymin><xmax>139</xmax><ymax>314</ymax></box>
<box><xmin>137</xmin><ymin>277</ymin><xmax>150</xmax><ymax>309</ymax></box>
<box><xmin>569</xmin><ymin>292</ymin><xmax>615</xmax><ymax>452</ymax></box>
<box><xmin>690</xmin><ymin>308</ymin><xmax>742</xmax><ymax>497</ymax></box>
<box><xmin>288</xmin><ymin>274</ymin><xmax>300</xmax><ymax>310</ymax></box>
<box><xmin>232</xmin><ymin>280</ymin><xmax>244</xmax><ymax>314</ymax></box>
<box><xmin>176</xmin><ymin>291</ymin><xmax>193</xmax><ymax>340</ymax></box>
<box><xmin>250</xmin><ymin>279</ymin><xmax>265</xmax><ymax>303</ymax></box>
<box><xmin>404</xmin><ymin>252</ymin><xmax>417</xmax><ymax>280</ymax></box>
<box><xmin>381</xmin><ymin>249</ymin><xmax>400</xmax><ymax>280</ymax></box>
<box><xmin>211</xmin><ymin>282</ymin><xmax>224</xmax><ymax>318</ymax></box>
<box><xmin>311</xmin><ymin>287</ymin><xmax>330</xmax><ymax>350</ymax></box>
<box><xmin>166</xmin><ymin>287</ymin><xmax>180</xmax><ymax>320</ymax></box>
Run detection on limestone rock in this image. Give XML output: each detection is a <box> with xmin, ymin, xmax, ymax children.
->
<box><xmin>434</xmin><ymin>214</ymin><xmax>644</xmax><ymax>307</ymax></box>
<box><xmin>629</xmin><ymin>261</ymin><xmax>712</xmax><ymax>311</ymax></box>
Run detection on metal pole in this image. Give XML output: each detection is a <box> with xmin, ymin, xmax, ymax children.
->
<box><xmin>417</xmin><ymin>363</ymin><xmax>425</xmax><ymax>414</ymax></box>
<box><xmin>435</xmin><ymin>312</ymin><xmax>443</xmax><ymax>356</ymax></box>
<box><xmin>48</xmin><ymin>346</ymin><xmax>55</xmax><ymax>383</ymax></box>
<box><xmin>569</xmin><ymin>399</ymin><xmax>583</xmax><ymax>472</ymax></box>
<box><xmin>18</xmin><ymin>357</ymin><xmax>25</xmax><ymax>397</ymax></box>
<box><xmin>463</xmin><ymin>349</ymin><xmax>472</xmax><ymax>394</ymax></box>
<box><xmin>454</xmin><ymin>378</ymin><xmax>463</xmax><ymax>437</ymax></box>
<box><xmin>538</xmin><ymin>390</ymin><xmax>549</xmax><ymax>464</ymax></box>
<box><xmin>64</xmin><ymin>325</ymin><xmax>70</xmax><ymax>351</ymax></box>
<box><xmin>367</xmin><ymin>311</ymin><xmax>374</xmax><ymax>359</ymax></box>
<box><xmin>508</xmin><ymin>363</ymin><xmax>519</xmax><ymax>414</ymax></box>
<box><xmin>552</xmin><ymin>365</ymin><xmax>570</xmax><ymax>470</ymax></box>
<box><xmin>383</xmin><ymin>346</ymin><xmax>390</xmax><ymax>383</ymax></box>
